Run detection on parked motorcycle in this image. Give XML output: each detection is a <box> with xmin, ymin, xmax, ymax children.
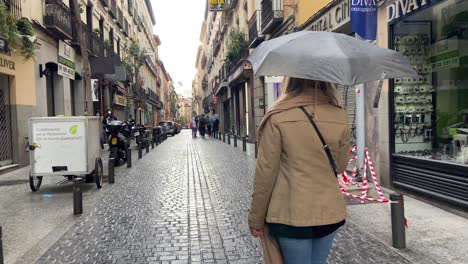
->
<box><xmin>107</xmin><ymin>120</ymin><xmax>128</xmax><ymax>166</ymax></box>
<box><xmin>133</xmin><ymin>124</ymin><xmax>148</xmax><ymax>149</ymax></box>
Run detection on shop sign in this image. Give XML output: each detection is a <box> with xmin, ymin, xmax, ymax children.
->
<box><xmin>58</xmin><ymin>40</ymin><xmax>76</xmax><ymax>80</ymax></box>
<box><xmin>213</xmin><ymin>96</ymin><xmax>218</xmax><ymax>104</ymax></box>
<box><xmin>209</xmin><ymin>0</ymin><xmax>224</xmax><ymax>11</ymax></box>
<box><xmin>306</xmin><ymin>0</ymin><xmax>350</xmax><ymax>32</ymax></box>
<box><xmin>114</xmin><ymin>95</ymin><xmax>127</xmax><ymax>106</ymax></box>
<box><xmin>0</xmin><ymin>56</ymin><xmax>15</xmax><ymax>71</ymax></box>
<box><xmin>351</xmin><ymin>0</ymin><xmax>378</xmax><ymax>40</ymax></box>
<box><xmin>91</xmin><ymin>79</ymin><xmax>99</xmax><ymax>102</ymax></box>
<box><xmin>387</xmin><ymin>0</ymin><xmax>441</xmax><ymax>23</ymax></box>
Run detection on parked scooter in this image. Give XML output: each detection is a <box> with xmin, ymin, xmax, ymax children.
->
<box><xmin>133</xmin><ymin>124</ymin><xmax>148</xmax><ymax>149</ymax></box>
<box><xmin>107</xmin><ymin>120</ymin><xmax>128</xmax><ymax>166</ymax></box>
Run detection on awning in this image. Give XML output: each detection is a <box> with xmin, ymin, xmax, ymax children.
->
<box><xmin>214</xmin><ymin>81</ymin><xmax>229</xmax><ymax>96</ymax></box>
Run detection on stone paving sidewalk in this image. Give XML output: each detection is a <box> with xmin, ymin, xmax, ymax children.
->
<box><xmin>31</xmin><ymin>130</ymin><xmax>414</xmax><ymax>264</ymax></box>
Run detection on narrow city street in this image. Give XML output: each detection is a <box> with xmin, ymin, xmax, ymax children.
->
<box><xmin>29</xmin><ymin>130</ymin><xmax>412</xmax><ymax>264</ymax></box>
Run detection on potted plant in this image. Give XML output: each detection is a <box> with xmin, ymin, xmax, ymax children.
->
<box><xmin>93</xmin><ymin>28</ymin><xmax>101</xmax><ymax>37</ymax></box>
<box><xmin>0</xmin><ymin>2</ymin><xmax>17</xmax><ymax>52</ymax></box>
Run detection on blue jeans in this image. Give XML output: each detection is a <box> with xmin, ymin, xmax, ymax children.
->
<box><xmin>277</xmin><ymin>231</ymin><xmax>337</xmax><ymax>264</ymax></box>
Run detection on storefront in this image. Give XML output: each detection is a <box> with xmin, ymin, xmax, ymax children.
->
<box><xmin>386</xmin><ymin>0</ymin><xmax>468</xmax><ymax>208</ymax></box>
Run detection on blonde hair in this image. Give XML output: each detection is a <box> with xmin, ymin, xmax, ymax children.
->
<box><xmin>279</xmin><ymin>77</ymin><xmax>340</xmax><ymax>107</ymax></box>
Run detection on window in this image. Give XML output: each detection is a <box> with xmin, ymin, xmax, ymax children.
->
<box><xmin>391</xmin><ymin>0</ymin><xmax>468</xmax><ymax>165</ymax></box>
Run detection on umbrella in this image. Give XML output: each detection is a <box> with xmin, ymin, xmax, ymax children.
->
<box><xmin>247</xmin><ymin>31</ymin><xmax>418</xmax><ymax>86</ymax></box>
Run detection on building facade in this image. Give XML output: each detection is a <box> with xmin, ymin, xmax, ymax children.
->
<box><xmin>0</xmin><ymin>0</ymin><xmax>170</xmax><ymax>171</ymax></box>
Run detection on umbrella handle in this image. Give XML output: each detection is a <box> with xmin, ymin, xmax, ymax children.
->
<box><xmin>373</xmin><ymin>72</ymin><xmax>387</xmax><ymax>108</ymax></box>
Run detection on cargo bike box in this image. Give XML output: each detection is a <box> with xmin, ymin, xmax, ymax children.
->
<box><xmin>28</xmin><ymin>117</ymin><xmax>103</xmax><ymax>192</ymax></box>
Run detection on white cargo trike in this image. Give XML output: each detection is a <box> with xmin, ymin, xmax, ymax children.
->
<box><xmin>28</xmin><ymin>117</ymin><xmax>103</xmax><ymax>192</ymax></box>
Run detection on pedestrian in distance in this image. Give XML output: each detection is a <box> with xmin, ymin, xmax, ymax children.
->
<box><xmin>102</xmin><ymin>109</ymin><xmax>117</xmax><ymax>147</ymax></box>
<box><xmin>190</xmin><ymin>117</ymin><xmax>198</xmax><ymax>138</ymax></box>
<box><xmin>206</xmin><ymin>113</ymin><xmax>212</xmax><ymax>138</ymax></box>
<box><xmin>198</xmin><ymin>115</ymin><xmax>207</xmax><ymax>139</ymax></box>
<box><xmin>249</xmin><ymin>78</ymin><xmax>350</xmax><ymax>264</ymax></box>
<box><xmin>212</xmin><ymin>109</ymin><xmax>220</xmax><ymax>136</ymax></box>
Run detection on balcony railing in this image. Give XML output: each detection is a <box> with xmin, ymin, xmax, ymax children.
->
<box><xmin>213</xmin><ymin>31</ymin><xmax>221</xmax><ymax>56</ymax></box>
<box><xmin>117</xmin><ymin>8</ymin><xmax>123</xmax><ymax>28</ymax></box>
<box><xmin>44</xmin><ymin>0</ymin><xmax>73</xmax><ymax>40</ymax></box>
<box><xmin>148</xmin><ymin>89</ymin><xmax>160</xmax><ymax>105</ymax></box>
<box><xmin>220</xmin><ymin>12</ymin><xmax>228</xmax><ymax>34</ymax></box>
<box><xmin>248</xmin><ymin>10</ymin><xmax>265</xmax><ymax>48</ymax></box>
<box><xmin>261</xmin><ymin>0</ymin><xmax>283</xmax><ymax>34</ymax></box>
<box><xmin>91</xmin><ymin>32</ymin><xmax>104</xmax><ymax>57</ymax></box>
<box><xmin>226</xmin><ymin>49</ymin><xmax>248</xmax><ymax>75</ymax></box>
<box><xmin>100</xmin><ymin>0</ymin><xmax>109</xmax><ymax>8</ymax></box>
<box><xmin>2</xmin><ymin>0</ymin><xmax>22</xmax><ymax>19</ymax></box>
<box><xmin>109</xmin><ymin>0</ymin><xmax>117</xmax><ymax>18</ymax></box>
<box><xmin>123</xmin><ymin>19</ymin><xmax>129</xmax><ymax>37</ymax></box>
<box><xmin>72</xmin><ymin>22</ymin><xmax>92</xmax><ymax>53</ymax></box>
<box><xmin>145</xmin><ymin>57</ymin><xmax>157</xmax><ymax>76</ymax></box>
<box><xmin>128</xmin><ymin>0</ymin><xmax>133</xmax><ymax>16</ymax></box>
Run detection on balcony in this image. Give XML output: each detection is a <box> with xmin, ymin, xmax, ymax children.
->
<box><xmin>213</xmin><ymin>32</ymin><xmax>221</xmax><ymax>56</ymax></box>
<box><xmin>109</xmin><ymin>0</ymin><xmax>117</xmax><ymax>19</ymax></box>
<box><xmin>148</xmin><ymin>89</ymin><xmax>160</xmax><ymax>106</ymax></box>
<box><xmin>117</xmin><ymin>8</ymin><xmax>123</xmax><ymax>29</ymax></box>
<box><xmin>202</xmin><ymin>75</ymin><xmax>208</xmax><ymax>90</ymax></box>
<box><xmin>201</xmin><ymin>54</ymin><xmax>207</xmax><ymax>69</ymax></box>
<box><xmin>100</xmin><ymin>0</ymin><xmax>109</xmax><ymax>8</ymax></box>
<box><xmin>248</xmin><ymin>11</ymin><xmax>265</xmax><ymax>48</ymax></box>
<box><xmin>128</xmin><ymin>0</ymin><xmax>133</xmax><ymax>16</ymax></box>
<box><xmin>72</xmin><ymin>22</ymin><xmax>92</xmax><ymax>53</ymax></box>
<box><xmin>261</xmin><ymin>0</ymin><xmax>283</xmax><ymax>34</ymax></box>
<box><xmin>2</xmin><ymin>0</ymin><xmax>22</xmax><ymax>19</ymax></box>
<box><xmin>44</xmin><ymin>0</ymin><xmax>72</xmax><ymax>40</ymax></box>
<box><xmin>91</xmin><ymin>32</ymin><xmax>104</xmax><ymax>57</ymax></box>
<box><xmin>226</xmin><ymin>49</ymin><xmax>248</xmax><ymax>75</ymax></box>
<box><xmin>145</xmin><ymin>57</ymin><xmax>157</xmax><ymax>76</ymax></box>
<box><xmin>123</xmin><ymin>19</ymin><xmax>129</xmax><ymax>37</ymax></box>
<box><xmin>220</xmin><ymin>12</ymin><xmax>228</xmax><ymax>34</ymax></box>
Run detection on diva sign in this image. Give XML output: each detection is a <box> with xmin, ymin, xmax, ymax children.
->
<box><xmin>387</xmin><ymin>0</ymin><xmax>441</xmax><ymax>23</ymax></box>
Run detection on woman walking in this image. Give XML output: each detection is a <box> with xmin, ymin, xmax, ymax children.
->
<box><xmin>248</xmin><ymin>78</ymin><xmax>350</xmax><ymax>264</ymax></box>
<box><xmin>190</xmin><ymin>117</ymin><xmax>198</xmax><ymax>138</ymax></box>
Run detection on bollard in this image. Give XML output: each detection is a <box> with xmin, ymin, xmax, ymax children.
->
<box><xmin>127</xmin><ymin>149</ymin><xmax>132</xmax><ymax>168</ymax></box>
<box><xmin>108</xmin><ymin>158</ymin><xmax>115</xmax><ymax>184</ymax></box>
<box><xmin>73</xmin><ymin>178</ymin><xmax>83</xmax><ymax>215</ymax></box>
<box><xmin>243</xmin><ymin>137</ymin><xmax>247</xmax><ymax>152</ymax></box>
<box><xmin>390</xmin><ymin>193</ymin><xmax>406</xmax><ymax>249</ymax></box>
<box><xmin>138</xmin><ymin>143</ymin><xmax>142</xmax><ymax>159</ymax></box>
<box><xmin>219</xmin><ymin>132</ymin><xmax>222</xmax><ymax>141</ymax></box>
<box><xmin>223</xmin><ymin>133</ymin><xmax>226</xmax><ymax>142</ymax></box>
<box><xmin>228</xmin><ymin>134</ymin><xmax>231</xmax><ymax>145</ymax></box>
<box><xmin>255</xmin><ymin>140</ymin><xmax>258</xmax><ymax>159</ymax></box>
<box><xmin>234</xmin><ymin>135</ymin><xmax>238</xmax><ymax>147</ymax></box>
<box><xmin>146</xmin><ymin>141</ymin><xmax>150</xmax><ymax>153</ymax></box>
<box><xmin>0</xmin><ymin>226</ymin><xmax>3</xmax><ymax>264</ymax></box>
<box><xmin>152</xmin><ymin>139</ymin><xmax>155</xmax><ymax>149</ymax></box>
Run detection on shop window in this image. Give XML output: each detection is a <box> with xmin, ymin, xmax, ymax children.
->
<box><xmin>391</xmin><ymin>0</ymin><xmax>468</xmax><ymax>165</ymax></box>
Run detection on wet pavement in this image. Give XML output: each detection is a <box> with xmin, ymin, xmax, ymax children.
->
<box><xmin>2</xmin><ymin>130</ymin><xmax>416</xmax><ymax>263</ymax></box>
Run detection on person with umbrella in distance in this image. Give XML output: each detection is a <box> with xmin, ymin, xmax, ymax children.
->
<box><xmin>247</xmin><ymin>31</ymin><xmax>417</xmax><ymax>264</ymax></box>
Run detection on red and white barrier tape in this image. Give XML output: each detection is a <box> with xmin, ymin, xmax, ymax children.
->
<box><xmin>339</xmin><ymin>146</ymin><xmax>389</xmax><ymax>204</ymax></box>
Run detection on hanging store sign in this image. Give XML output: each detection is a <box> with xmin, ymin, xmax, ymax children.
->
<box><xmin>114</xmin><ymin>95</ymin><xmax>127</xmax><ymax>106</ymax></box>
<box><xmin>306</xmin><ymin>0</ymin><xmax>350</xmax><ymax>32</ymax></box>
<box><xmin>209</xmin><ymin>0</ymin><xmax>225</xmax><ymax>11</ymax></box>
<box><xmin>91</xmin><ymin>79</ymin><xmax>99</xmax><ymax>102</ymax></box>
<box><xmin>351</xmin><ymin>0</ymin><xmax>378</xmax><ymax>40</ymax></box>
<box><xmin>58</xmin><ymin>40</ymin><xmax>76</xmax><ymax>80</ymax></box>
<box><xmin>0</xmin><ymin>56</ymin><xmax>15</xmax><ymax>71</ymax></box>
<box><xmin>387</xmin><ymin>0</ymin><xmax>442</xmax><ymax>23</ymax></box>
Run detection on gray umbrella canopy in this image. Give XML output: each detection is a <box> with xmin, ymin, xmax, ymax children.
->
<box><xmin>247</xmin><ymin>31</ymin><xmax>418</xmax><ymax>86</ymax></box>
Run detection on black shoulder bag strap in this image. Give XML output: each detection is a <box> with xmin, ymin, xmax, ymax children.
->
<box><xmin>299</xmin><ymin>107</ymin><xmax>339</xmax><ymax>177</ymax></box>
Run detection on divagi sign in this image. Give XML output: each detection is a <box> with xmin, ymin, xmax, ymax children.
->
<box><xmin>351</xmin><ymin>0</ymin><xmax>378</xmax><ymax>40</ymax></box>
<box><xmin>209</xmin><ymin>0</ymin><xmax>225</xmax><ymax>11</ymax></box>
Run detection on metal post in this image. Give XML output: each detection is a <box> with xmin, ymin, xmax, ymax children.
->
<box><xmin>223</xmin><ymin>133</ymin><xmax>226</xmax><ymax>142</ymax></box>
<box><xmin>152</xmin><ymin>138</ymin><xmax>155</xmax><ymax>149</ymax></box>
<box><xmin>0</xmin><ymin>226</ymin><xmax>3</xmax><ymax>264</ymax></box>
<box><xmin>146</xmin><ymin>141</ymin><xmax>150</xmax><ymax>153</ymax></box>
<box><xmin>219</xmin><ymin>132</ymin><xmax>222</xmax><ymax>141</ymax></box>
<box><xmin>356</xmin><ymin>83</ymin><xmax>366</xmax><ymax>178</ymax></box>
<box><xmin>127</xmin><ymin>149</ymin><xmax>132</xmax><ymax>168</ymax></box>
<box><xmin>243</xmin><ymin>137</ymin><xmax>247</xmax><ymax>152</ymax></box>
<box><xmin>73</xmin><ymin>178</ymin><xmax>83</xmax><ymax>215</ymax></box>
<box><xmin>108</xmin><ymin>158</ymin><xmax>115</xmax><ymax>184</ymax></box>
<box><xmin>255</xmin><ymin>140</ymin><xmax>258</xmax><ymax>159</ymax></box>
<box><xmin>390</xmin><ymin>193</ymin><xmax>406</xmax><ymax>249</ymax></box>
<box><xmin>138</xmin><ymin>143</ymin><xmax>142</xmax><ymax>159</ymax></box>
<box><xmin>228</xmin><ymin>134</ymin><xmax>231</xmax><ymax>145</ymax></box>
<box><xmin>234</xmin><ymin>135</ymin><xmax>238</xmax><ymax>147</ymax></box>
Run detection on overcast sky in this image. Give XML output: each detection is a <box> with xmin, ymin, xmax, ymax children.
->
<box><xmin>152</xmin><ymin>0</ymin><xmax>206</xmax><ymax>98</ymax></box>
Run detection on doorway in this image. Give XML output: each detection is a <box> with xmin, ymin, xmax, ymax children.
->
<box><xmin>0</xmin><ymin>74</ymin><xmax>13</xmax><ymax>166</ymax></box>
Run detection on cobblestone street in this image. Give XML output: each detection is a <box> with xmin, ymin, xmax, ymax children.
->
<box><xmin>36</xmin><ymin>131</ymin><xmax>412</xmax><ymax>264</ymax></box>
